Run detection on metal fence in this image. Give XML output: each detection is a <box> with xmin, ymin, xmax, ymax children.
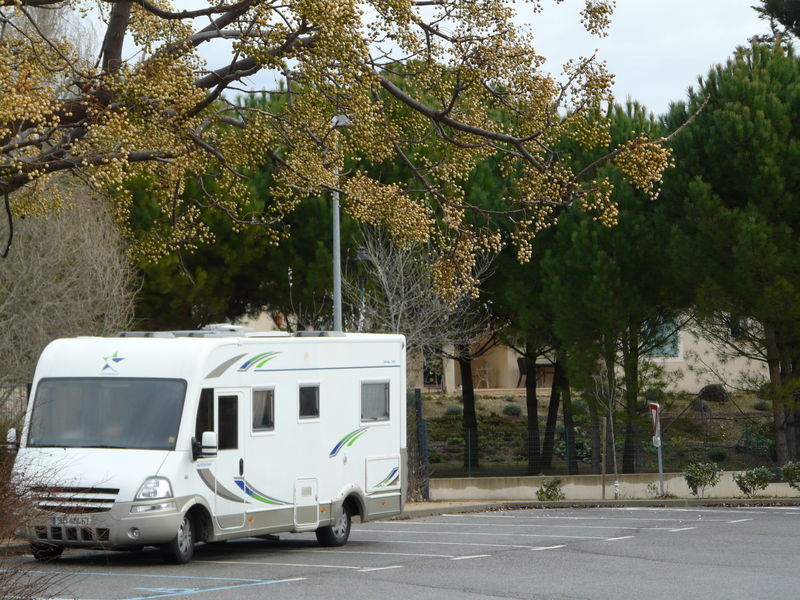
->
<box><xmin>412</xmin><ymin>400</ymin><xmax>777</xmax><ymax>479</ymax></box>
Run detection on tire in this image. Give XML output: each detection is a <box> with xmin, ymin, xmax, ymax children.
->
<box><xmin>160</xmin><ymin>513</ymin><xmax>195</xmax><ymax>564</ymax></box>
<box><xmin>315</xmin><ymin>504</ymin><xmax>351</xmax><ymax>547</ymax></box>
<box><xmin>30</xmin><ymin>542</ymin><xmax>63</xmax><ymax>561</ymax></box>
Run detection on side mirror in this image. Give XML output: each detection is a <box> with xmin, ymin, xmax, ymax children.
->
<box><xmin>201</xmin><ymin>431</ymin><xmax>217</xmax><ymax>457</ymax></box>
<box><xmin>6</xmin><ymin>428</ymin><xmax>18</xmax><ymax>452</ymax></box>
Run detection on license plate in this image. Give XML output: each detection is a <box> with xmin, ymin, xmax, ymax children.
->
<box><xmin>51</xmin><ymin>515</ymin><xmax>91</xmax><ymax>527</ymax></box>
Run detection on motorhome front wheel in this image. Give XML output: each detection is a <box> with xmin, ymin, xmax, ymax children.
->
<box><xmin>159</xmin><ymin>513</ymin><xmax>195</xmax><ymax>564</ymax></box>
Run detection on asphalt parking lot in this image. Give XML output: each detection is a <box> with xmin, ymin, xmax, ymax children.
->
<box><xmin>10</xmin><ymin>505</ymin><xmax>800</xmax><ymax>600</ymax></box>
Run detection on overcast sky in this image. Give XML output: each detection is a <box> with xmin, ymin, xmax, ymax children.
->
<box><xmin>528</xmin><ymin>0</ymin><xmax>770</xmax><ymax>116</ymax></box>
<box><xmin>168</xmin><ymin>0</ymin><xmax>770</xmax><ymax>117</ymax></box>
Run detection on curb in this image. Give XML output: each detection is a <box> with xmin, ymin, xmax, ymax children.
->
<box><xmin>399</xmin><ymin>497</ymin><xmax>800</xmax><ymax>519</ymax></box>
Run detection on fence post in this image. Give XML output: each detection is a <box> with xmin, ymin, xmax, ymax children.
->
<box><xmin>414</xmin><ymin>388</ymin><xmax>430</xmax><ymax>501</ymax></box>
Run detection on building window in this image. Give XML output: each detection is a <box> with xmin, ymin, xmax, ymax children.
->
<box><xmin>645</xmin><ymin>319</ymin><xmax>680</xmax><ymax>358</ymax></box>
<box><xmin>299</xmin><ymin>385</ymin><xmax>319</xmax><ymax>419</ymax></box>
<box><xmin>361</xmin><ymin>382</ymin><xmax>389</xmax><ymax>422</ymax></box>
<box><xmin>252</xmin><ymin>389</ymin><xmax>274</xmax><ymax>432</ymax></box>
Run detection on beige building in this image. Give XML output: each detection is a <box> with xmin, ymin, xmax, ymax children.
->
<box><xmin>421</xmin><ymin>325</ymin><xmax>768</xmax><ymax>395</ymax></box>
<box><xmin>242</xmin><ymin>314</ymin><xmax>767</xmax><ymax>395</ymax></box>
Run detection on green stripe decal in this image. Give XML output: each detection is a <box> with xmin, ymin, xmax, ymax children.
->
<box><xmin>346</xmin><ymin>430</ymin><xmax>367</xmax><ymax>447</ymax></box>
<box><xmin>330</xmin><ymin>427</ymin><xmax>368</xmax><ymax>457</ymax></box>
<box><xmin>255</xmin><ymin>355</ymin><xmax>278</xmax><ymax>369</ymax></box>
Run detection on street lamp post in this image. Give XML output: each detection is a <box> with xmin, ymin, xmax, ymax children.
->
<box><xmin>331</xmin><ymin>114</ymin><xmax>351</xmax><ymax>332</ymax></box>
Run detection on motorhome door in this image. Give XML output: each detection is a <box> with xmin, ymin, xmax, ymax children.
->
<box><xmin>214</xmin><ymin>390</ymin><xmax>247</xmax><ymax>530</ymax></box>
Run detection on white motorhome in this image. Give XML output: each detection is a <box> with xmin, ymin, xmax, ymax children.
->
<box><xmin>10</xmin><ymin>330</ymin><xmax>406</xmax><ymax>563</ymax></box>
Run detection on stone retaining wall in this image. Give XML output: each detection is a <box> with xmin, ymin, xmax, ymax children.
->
<box><xmin>430</xmin><ymin>472</ymin><xmax>798</xmax><ymax>501</ymax></box>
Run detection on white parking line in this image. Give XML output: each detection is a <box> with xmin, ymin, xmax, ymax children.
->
<box><xmin>442</xmin><ymin>513</ymin><xmax>729</xmax><ymax>523</ymax></box>
<box><xmin>354</xmin><ymin>539</ymin><xmax>534</xmax><ymax>549</ymax></box>
<box><xmin>196</xmin><ymin>560</ymin><xmax>361</xmax><ymax>570</ymax></box>
<box><xmin>727</xmin><ymin>519</ymin><xmax>753</xmax><ymax>523</ymax></box>
<box><xmin>358</xmin><ymin>565</ymin><xmax>403</xmax><ymax>572</ymax></box>
<box><xmin>389</xmin><ymin>521</ymin><xmax>643</xmax><ymax>531</ymax></box>
<box><xmin>450</xmin><ymin>554</ymin><xmax>490</xmax><ymax>561</ymax></box>
<box><xmin>604</xmin><ymin>536</ymin><xmax>635</xmax><ymax>542</ymax></box>
<box><xmin>617</xmin><ymin>507</ymin><xmax>768</xmax><ymax>516</ymax></box>
<box><xmin>669</xmin><ymin>527</ymin><xmax>697</xmax><ymax>532</ymax></box>
<box><xmin>312</xmin><ymin>549</ymin><xmax>455</xmax><ymax>558</ymax></box>
<box><xmin>530</xmin><ymin>545</ymin><xmax>565</xmax><ymax>551</ymax></box>
<box><xmin>362</xmin><ymin>528</ymin><xmax>605</xmax><ymax>540</ymax></box>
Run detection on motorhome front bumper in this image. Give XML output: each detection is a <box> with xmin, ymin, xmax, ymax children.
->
<box><xmin>22</xmin><ymin>496</ymin><xmax>193</xmax><ymax>549</ymax></box>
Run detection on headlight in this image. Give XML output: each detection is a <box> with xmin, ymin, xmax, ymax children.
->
<box><xmin>135</xmin><ymin>477</ymin><xmax>173</xmax><ymax>500</ymax></box>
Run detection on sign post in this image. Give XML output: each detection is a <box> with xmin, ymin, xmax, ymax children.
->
<box><xmin>649</xmin><ymin>402</ymin><xmax>665</xmax><ymax>496</ymax></box>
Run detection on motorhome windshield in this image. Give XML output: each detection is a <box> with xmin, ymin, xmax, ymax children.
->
<box><xmin>27</xmin><ymin>378</ymin><xmax>186</xmax><ymax>450</ymax></box>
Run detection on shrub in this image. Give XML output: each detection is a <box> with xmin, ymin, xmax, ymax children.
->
<box><xmin>445</xmin><ymin>405</ymin><xmax>463</xmax><ymax>416</ymax></box>
<box><xmin>555</xmin><ymin>440</ymin><xmax>592</xmax><ymax>463</ymax></box>
<box><xmin>504</xmin><ymin>394</ymin><xmax>515</xmax><ymax>403</ymax></box>
<box><xmin>445</xmin><ymin>435</ymin><xmax>463</xmax><ymax>447</ymax></box>
<box><xmin>756</xmin><ymin>382</ymin><xmax>771</xmax><ymax>400</ymax></box>
<box><xmin>733</xmin><ymin>467</ymin><xmax>773</xmax><ymax>497</ymax></box>
<box><xmin>691</xmin><ymin>398</ymin><xmax>710</xmax><ymax>412</ymax></box>
<box><xmin>780</xmin><ymin>461</ymin><xmax>800</xmax><ymax>492</ymax></box>
<box><xmin>570</xmin><ymin>400</ymin><xmax>588</xmax><ymax>416</ymax></box>
<box><xmin>1</xmin><ymin>453</ymin><xmax>62</xmax><ymax>598</ymax></box>
<box><xmin>707</xmin><ymin>447</ymin><xmax>728</xmax><ymax>463</ymax></box>
<box><xmin>683</xmin><ymin>462</ymin><xmax>722</xmax><ymax>498</ymax></box>
<box><xmin>428</xmin><ymin>450</ymin><xmax>444</xmax><ymax>464</ymax></box>
<box><xmin>697</xmin><ymin>383</ymin><xmax>729</xmax><ymax>403</ymax></box>
<box><xmin>753</xmin><ymin>399</ymin><xmax>771</xmax><ymax>412</ymax></box>
<box><xmin>487</xmin><ymin>455</ymin><xmax>506</xmax><ymax>463</ymax></box>
<box><xmin>536</xmin><ymin>478</ymin><xmax>565</xmax><ymax>501</ymax></box>
<box><xmin>644</xmin><ymin>388</ymin><xmax>666</xmax><ymax>403</ymax></box>
<box><xmin>502</xmin><ymin>403</ymin><xmax>522</xmax><ymax>416</ymax></box>
<box><xmin>646</xmin><ymin>481</ymin><xmax>678</xmax><ymax>500</ymax></box>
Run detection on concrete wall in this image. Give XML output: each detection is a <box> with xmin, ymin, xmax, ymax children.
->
<box><xmin>430</xmin><ymin>473</ymin><xmax>798</xmax><ymax>501</ymax></box>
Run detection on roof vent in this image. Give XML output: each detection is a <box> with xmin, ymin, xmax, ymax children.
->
<box><xmin>117</xmin><ymin>331</ymin><xmax>176</xmax><ymax>338</ymax></box>
<box><xmin>202</xmin><ymin>323</ymin><xmax>249</xmax><ymax>333</ymax></box>
<box><xmin>293</xmin><ymin>330</ymin><xmax>346</xmax><ymax>337</ymax></box>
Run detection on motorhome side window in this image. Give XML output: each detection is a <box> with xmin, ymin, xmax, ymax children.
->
<box><xmin>252</xmin><ymin>389</ymin><xmax>274</xmax><ymax>431</ymax></box>
<box><xmin>299</xmin><ymin>385</ymin><xmax>319</xmax><ymax>419</ymax></box>
<box><xmin>195</xmin><ymin>388</ymin><xmax>213</xmax><ymax>440</ymax></box>
<box><xmin>218</xmin><ymin>395</ymin><xmax>238</xmax><ymax>450</ymax></box>
<box><xmin>361</xmin><ymin>382</ymin><xmax>390</xmax><ymax>422</ymax></box>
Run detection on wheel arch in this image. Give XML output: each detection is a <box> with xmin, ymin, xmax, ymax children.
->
<box><xmin>332</xmin><ymin>484</ymin><xmax>366</xmax><ymax>523</ymax></box>
<box><xmin>184</xmin><ymin>498</ymin><xmax>214</xmax><ymax>543</ymax></box>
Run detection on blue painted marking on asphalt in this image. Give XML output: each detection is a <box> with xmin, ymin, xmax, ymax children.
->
<box><xmin>135</xmin><ymin>589</ymin><xmax>197</xmax><ymax>595</ymax></box>
<box><xmin>18</xmin><ymin>569</ymin><xmax>303</xmax><ymax>599</ymax></box>
<box><xmin>123</xmin><ymin>579</ymin><xmax>296</xmax><ymax>600</ymax></box>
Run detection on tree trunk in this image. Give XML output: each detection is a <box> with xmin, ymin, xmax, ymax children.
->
<box><xmin>557</xmin><ymin>361</ymin><xmax>579</xmax><ymax>475</ymax></box>
<box><xmin>524</xmin><ymin>350</ymin><xmax>542</xmax><ymax>474</ymax></box>
<box><xmin>457</xmin><ymin>344</ymin><xmax>479</xmax><ymax>470</ymax></box>
<box><xmin>603</xmin><ymin>349</ymin><xmax>620</xmax><ymax>484</ymax></box>
<box><xmin>588</xmin><ymin>396</ymin><xmax>601</xmax><ymax>475</ymax></box>
<box><xmin>621</xmin><ymin>328</ymin><xmax>640</xmax><ymax>474</ymax></box>
<box><xmin>541</xmin><ymin>367</ymin><xmax>561</xmax><ymax>469</ymax></box>
<box><xmin>765</xmin><ymin>324</ymin><xmax>789</xmax><ymax>465</ymax></box>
